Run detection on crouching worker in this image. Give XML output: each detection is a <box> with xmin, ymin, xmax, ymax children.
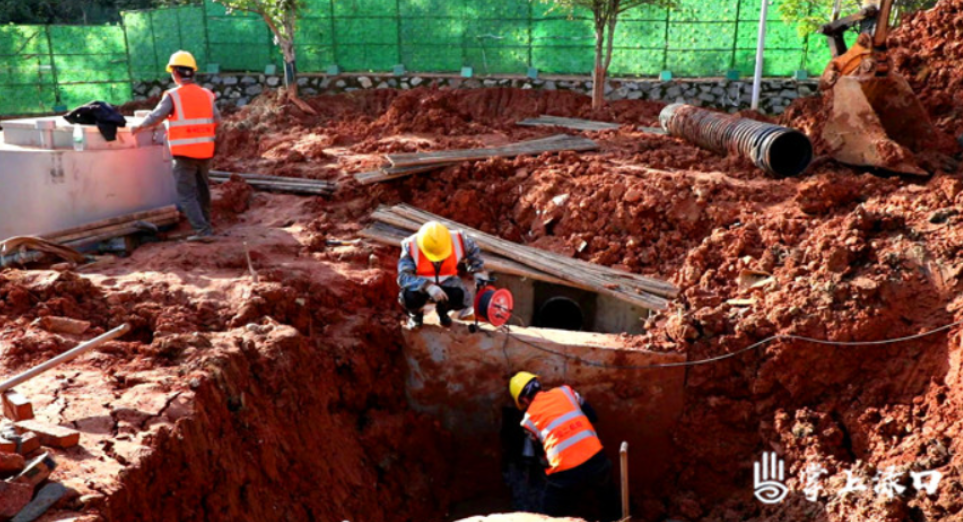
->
<box><xmin>510</xmin><ymin>372</ymin><xmax>621</xmax><ymax>522</ymax></box>
<box><xmin>398</xmin><ymin>221</ymin><xmax>487</xmax><ymax>328</ymax></box>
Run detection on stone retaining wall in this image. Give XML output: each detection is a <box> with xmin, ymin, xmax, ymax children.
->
<box><xmin>133</xmin><ymin>73</ymin><xmax>819</xmax><ymax>115</ymax></box>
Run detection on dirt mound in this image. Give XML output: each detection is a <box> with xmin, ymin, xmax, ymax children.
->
<box><xmin>369</xmin><ymin>87</ymin><xmax>664</xmax><ymax>135</ymax></box>
<box><xmin>891</xmin><ymin>0</ymin><xmax>963</xmax><ymax>139</ymax></box>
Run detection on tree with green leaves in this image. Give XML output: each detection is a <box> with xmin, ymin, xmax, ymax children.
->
<box><xmin>213</xmin><ymin>0</ymin><xmax>305</xmax><ymax>100</ymax></box>
<box><xmin>535</xmin><ymin>0</ymin><xmax>677</xmax><ymax>110</ymax></box>
<box><xmin>778</xmin><ymin>0</ymin><xmax>938</xmax><ymax>37</ymax></box>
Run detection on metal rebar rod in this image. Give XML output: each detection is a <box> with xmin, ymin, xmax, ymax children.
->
<box><xmin>620</xmin><ymin>441</ymin><xmax>629</xmax><ymax>521</ymax></box>
<box><xmin>0</xmin><ymin>324</ymin><xmax>130</xmax><ymax>394</ymax></box>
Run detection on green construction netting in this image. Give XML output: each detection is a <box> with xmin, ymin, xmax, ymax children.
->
<box><xmin>1</xmin><ymin>24</ymin><xmax>132</xmax><ymax>115</ymax></box>
<box><xmin>2</xmin><ymin>0</ymin><xmax>842</xmax><ymax>115</ymax></box>
<box><xmin>117</xmin><ymin>0</ymin><xmax>825</xmax><ymax>76</ymax></box>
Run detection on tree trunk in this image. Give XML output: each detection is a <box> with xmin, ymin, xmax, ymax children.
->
<box><xmin>280</xmin><ymin>38</ymin><xmax>297</xmax><ymax>98</ymax></box>
<box><xmin>592</xmin><ymin>22</ymin><xmax>606</xmax><ymax>111</ymax></box>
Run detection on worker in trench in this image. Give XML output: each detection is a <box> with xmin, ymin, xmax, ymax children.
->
<box><xmin>130</xmin><ymin>50</ymin><xmax>220</xmax><ymax>242</ymax></box>
<box><xmin>397</xmin><ymin>221</ymin><xmax>488</xmax><ymax>328</ymax></box>
<box><xmin>510</xmin><ymin>371</ymin><xmax>621</xmax><ymax>522</ymax></box>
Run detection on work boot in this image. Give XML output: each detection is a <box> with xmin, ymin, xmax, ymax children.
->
<box><xmin>186</xmin><ymin>232</ymin><xmax>215</xmax><ymax>243</ymax></box>
<box><xmin>438</xmin><ymin>311</ymin><xmax>453</xmax><ymax>327</ymax></box>
<box><xmin>406</xmin><ymin>313</ymin><xmax>424</xmax><ymax>329</ymax></box>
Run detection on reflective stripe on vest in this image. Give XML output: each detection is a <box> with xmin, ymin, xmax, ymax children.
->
<box><xmin>165</xmin><ymin>84</ymin><xmax>216</xmax><ymax>159</ymax></box>
<box><xmin>519</xmin><ymin>385</ymin><xmax>603</xmax><ymax>475</ymax></box>
<box><xmin>406</xmin><ymin>231</ymin><xmax>466</xmax><ymax>283</ymax></box>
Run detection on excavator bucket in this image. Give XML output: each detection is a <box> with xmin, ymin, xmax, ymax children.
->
<box><xmin>822</xmin><ymin>73</ymin><xmax>940</xmax><ymax>176</ymax></box>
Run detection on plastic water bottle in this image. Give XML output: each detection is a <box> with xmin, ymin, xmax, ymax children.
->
<box><xmin>72</xmin><ymin>125</ymin><xmax>85</xmax><ymax>151</ymax></box>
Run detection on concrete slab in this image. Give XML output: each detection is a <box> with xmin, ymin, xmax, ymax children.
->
<box><xmin>402</xmin><ymin>319</ymin><xmax>686</xmax><ymax>503</ymax></box>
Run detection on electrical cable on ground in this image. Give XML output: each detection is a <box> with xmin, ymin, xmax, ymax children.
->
<box><xmin>495</xmin><ymin>318</ymin><xmax>963</xmax><ymax>370</ymax></box>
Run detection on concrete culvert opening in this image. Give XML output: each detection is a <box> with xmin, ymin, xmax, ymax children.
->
<box><xmin>401</xmin><ymin>321</ymin><xmax>688</xmax><ymax>520</ymax></box>
<box><xmin>534</xmin><ymin>296</ymin><xmax>585</xmax><ymax>331</ymax></box>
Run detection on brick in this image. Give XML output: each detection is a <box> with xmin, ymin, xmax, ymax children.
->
<box><xmin>18</xmin><ymin>432</ymin><xmax>40</xmax><ymax>455</ymax></box>
<box><xmin>0</xmin><ymin>481</ymin><xmax>33</xmax><ymax>518</ymax></box>
<box><xmin>0</xmin><ymin>452</ymin><xmax>25</xmax><ymax>473</ymax></box>
<box><xmin>0</xmin><ymin>437</ymin><xmax>15</xmax><ymax>453</ymax></box>
<box><xmin>13</xmin><ymin>452</ymin><xmax>56</xmax><ymax>488</ymax></box>
<box><xmin>36</xmin><ymin>316</ymin><xmax>91</xmax><ymax>335</ymax></box>
<box><xmin>3</xmin><ymin>390</ymin><xmax>35</xmax><ymax>421</ymax></box>
<box><xmin>15</xmin><ymin>420</ymin><xmax>80</xmax><ymax>449</ymax></box>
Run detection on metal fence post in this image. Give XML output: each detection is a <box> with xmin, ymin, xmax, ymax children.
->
<box><xmin>43</xmin><ymin>25</ymin><xmax>62</xmax><ymax>109</ymax></box>
<box><xmin>661</xmin><ymin>7</ymin><xmax>670</xmax><ymax>72</ymax></box>
<box><xmin>527</xmin><ymin>0</ymin><xmax>533</xmax><ymax>71</ymax></box>
<box><xmin>121</xmin><ymin>13</ymin><xmax>136</xmax><ymax>100</ymax></box>
<box><xmin>328</xmin><ymin>0</ymin><xmax>338</xmax><ymax>68</ymax></box>
<box><xmin>731</xmin><ymin>0</ymin><xmax>743</xmax><ymax>70</ymax></box>
<box><xmin>203</xmin><ymin>2</ymin><xmax>212</xmax><ymax>69</ymax></box>
<box><xmin>395</xmin><ymin>0</ymin><xmax>403</xmax><ymax>66</ymax></box>
<box><xmin>148</xmin><ymin>10</ymin><xmax>160</xmax><ymax>79</ymax></box>
<box><xmin>175</xmin><ymin>7</ymin><xmax>185</xmax><ymax>51</ymax></box>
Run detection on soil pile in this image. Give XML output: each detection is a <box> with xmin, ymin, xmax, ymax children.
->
<box><xmin>6</xmin><ymin>64</ymin><xmax>963</xmax><ymax>521</ymax></box>
<box><xmin>891</xmin><ymin>0</ymin><xmax>963</xmax><ymax>139</ymax></box>
<box><xmin>210</xmin><ymin>84</ymin><xmax>963</xmax><ymax>521</ymax></box>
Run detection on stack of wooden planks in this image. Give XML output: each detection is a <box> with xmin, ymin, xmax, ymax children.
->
<box><xmin>517</xmin><ymin>115</ymin><xmax>622</xmax><ymax>132</ymax></box>
<box><xmin>361</xmin><ymin>204</ymin><xmax>678</xmax><ymax>311</ymax></box>
<box><xmin>40</xmin><ymin>206</ymin><xmax>180</xmax><ymax>247</ymax></box>
<box><xmin>210</xmin><ymin>170</ymin><xmax>336</xmax><ymax>196</ymax></box>
<box><xmin>354</xmin><ymin>134</ymin><xmax>599</xmax><ymax>185</ymax></box>
<box><xmin>1</xmin><ymin>206</ymin><xmax>180</xmax><ymax>267</ymax></box>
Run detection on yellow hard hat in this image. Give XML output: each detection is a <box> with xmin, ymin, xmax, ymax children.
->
<box><xmin>167</xmin><ymin>50</ymin><xmax>198</xmax><ymax>72</ymax></box>
<box><xmin>509</xmin><ymin>371</ymin><xmax>539</xmax><ymax>408</ymax></box>
<box><xmin>416</xmin><ymin>221</ymin><xmax>453</xmax><ymax>262</ymax></box>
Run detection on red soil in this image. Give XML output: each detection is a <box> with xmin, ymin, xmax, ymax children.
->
<box><xmin>5</xmin><ymin>6</ymin><xmax>963</xmax><ymax>518</ymax></box>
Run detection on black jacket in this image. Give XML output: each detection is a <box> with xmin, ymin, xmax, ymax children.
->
<box><xmin>63</xmin><ymin>101</ymin><xmax>127</xmax><ymax>141</ymax></box>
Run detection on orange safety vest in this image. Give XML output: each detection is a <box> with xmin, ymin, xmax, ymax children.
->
<box><xmin>164</xmin><ymin>83</ymin><xmax>217</xmax><ymax>159</ymax></box>
<box><xmin>404</xmin><ymin>231</ymin><xmax>466</xmax><ymax>283</ymax></box>
<box><xmin>521</xmin><ymin>386</ymin><xmax>603</xmax><ymax>475</ymax></box>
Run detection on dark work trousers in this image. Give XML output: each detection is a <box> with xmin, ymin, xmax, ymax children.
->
<box><xmin>400</xmin><ymin>286</ymin><xmax>466</xmax><ymax>318</ymax></box>
<box><xmin>543</xmin><ymin>451</ymin><xmax>621</xmax><ymax>522</ymax></box>
<box><xmin>172</xmin><ymin>156</ymin><xmax>213</xmax><ymax>235</ymax></box>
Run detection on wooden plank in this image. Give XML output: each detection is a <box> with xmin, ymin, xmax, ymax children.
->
<box><xmin>375</xmin><ymin>209</ymin><xmax>668</xmax><ymax>311</ymax></box>
<box><xmin>376</xmin><ymin>205</ymin><xmax>679</xmax><ymax>299</ymax></box>
<box><xmin>360</xmin><ymin>223</ymin><xmax>587</xmax><ymax>290</ymax></box>
<box><xmin>354</xmin><ymin>165</ymin><xmax>447</xmax><ymax>185</ymax></box>
<box><xmin>370</xmin><ymin>206</ymin><xmax>677</xmax><ymax>310</ymax></box>
<box><xmin>385</xmin><ymin>135</ymin><xmax>599</xmax><ymax>168</ymax></box>
<box><xmin>387</xmin><ymin>136</ymin><xmax>594</xmax><ymax>168</ymax></box>
<box><xmin>209</xmin><ymin>171</ymin><xmax>336</xmax><ymax>188</ymax></box>
<box><xmin>51</xmin><ymin>213</ymin><xmax>179</xmax><ymax>245</ymax></box>
<box><xmin>356</xmin><ymin>137</ymin><xmax>580</xmax><ymax>184</ymax></box>
<box><xmin>517</xmin><ymin>115</ymin><xmax>622</xmax><ymax>132</ymax></box>
<box><xmin>354</xmin><ymin>164</ymin><xmax>444</xmax><ymax>185</ymax></box>
<box><xmin>41</xmin><ymin>206</ymin><xmax>178</xmax><ymax>243</ymax></box>
<box><xmin>638</xmin><ymin>126</ymin><xmax>668</xmax><ymax>135</ymax></box>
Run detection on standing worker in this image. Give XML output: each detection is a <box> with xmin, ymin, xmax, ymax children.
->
<box><xmin>130</xmin><ymin>51</ymin><xmax>220</xmax><ymax>242</ymax></box>
<box><xmin>510</xmin><ymin>372</ymin><xmax>620</xmax><ymax>522</ymax></box>
<box><xmin>398</xmin><ymin>221</ymin><xmax>487</xmax><ymax>328</ymax></box>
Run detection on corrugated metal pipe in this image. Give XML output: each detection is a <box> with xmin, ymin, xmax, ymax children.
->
<box><xmin>659</xmin><ymin>103</ymin><xmax>813</xmax><ymax>177</ymax></box>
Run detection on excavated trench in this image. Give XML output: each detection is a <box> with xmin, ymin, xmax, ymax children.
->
<box><xmin>91</xmin><ymin>270</ymin><xmax>685</xmax><ymax>522</ymax></box>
